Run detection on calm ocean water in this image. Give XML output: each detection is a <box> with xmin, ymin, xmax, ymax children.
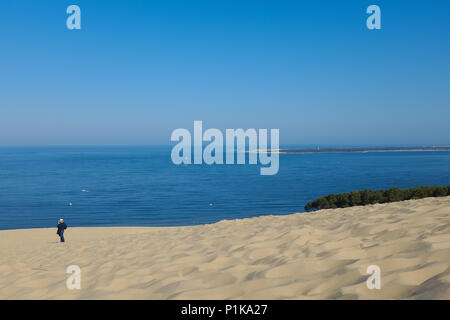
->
<box><xmin>0</xmin><ymin>147</ymin><xmax>449</xmax><ymax>230</ymax></box>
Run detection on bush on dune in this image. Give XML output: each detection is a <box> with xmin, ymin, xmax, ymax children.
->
<box><xmin>304</xmin><ymin>185</ymin><xmax>450</xmax><ymax>211</ymax></box>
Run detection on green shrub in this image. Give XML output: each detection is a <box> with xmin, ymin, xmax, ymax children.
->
<box><xmin>349</xmin><ymin>191</ymin><xmax>362</xmax><ymax>206</ymax></box>
<box><xmin>434</xmin><ymin>186</ymin><xmax>447</xmax><ymax>197</ymax></box>
<box><xmin>304</xmin><ymin>185</ymin><xmax>450</xmax><ymax>211</ymax></box>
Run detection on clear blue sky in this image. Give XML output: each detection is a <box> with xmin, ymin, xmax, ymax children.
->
<box><xmin>1</xmin><ymin>0</ymin><xmax>449</xmax><ymax>146</ymax></box>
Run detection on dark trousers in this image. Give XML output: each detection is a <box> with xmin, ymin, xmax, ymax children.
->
<box><xmin>59</xmin><ymin>230</ymin><xmax>65</xmax><ymax>242</ymax></box>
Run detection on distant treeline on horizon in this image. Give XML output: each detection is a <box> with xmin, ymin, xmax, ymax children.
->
<box><xmin>305</xmin><ymin>185</ymin><xmax>450</xmax><ymax>211</ymax></box>
<box><xmin>280</xmin><ymin>146</ymin><xmax>450</xmax><ymax>154</ymax></box>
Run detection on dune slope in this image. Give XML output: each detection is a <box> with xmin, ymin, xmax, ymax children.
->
<box><xmin>0</xmin><ymin>197</ymin><xmax>449</xmax><ymax>299</ymax></box>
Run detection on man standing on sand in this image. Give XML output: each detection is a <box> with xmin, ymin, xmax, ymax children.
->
<box><xmin>57</xmin><ymin>218</ymin><xmax>68</xmax><ymax>242</ymax></box>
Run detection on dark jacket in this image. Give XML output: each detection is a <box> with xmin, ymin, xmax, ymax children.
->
<box><xmin>57</xmin><ymin>223</ymin><xmax>67</xmax><ymax>235</ymax></box>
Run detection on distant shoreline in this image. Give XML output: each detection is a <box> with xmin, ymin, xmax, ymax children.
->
<box><xmin>249</xmin><ymin>146</ymin><xmax>450</xmax><ymax>154</ymax></box>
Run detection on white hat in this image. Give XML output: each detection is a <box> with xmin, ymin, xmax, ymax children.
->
<box><xmin>59</xmin><ymin>218</ymin><xmax>64</xmax><ymax>223</ymax></box>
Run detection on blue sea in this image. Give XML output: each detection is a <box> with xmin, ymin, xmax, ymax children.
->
<box><xmin>0</xmin><ymin>146</ymin><xmax>449</xmax><ymax>230</ymax></box>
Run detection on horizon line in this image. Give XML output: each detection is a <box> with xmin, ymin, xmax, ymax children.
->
<box><xmin>0</xmin><ymin>144</ymin><xmax>449</xmax><ymax>148</ymax></box>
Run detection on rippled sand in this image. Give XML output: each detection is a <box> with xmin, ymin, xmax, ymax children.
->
<box><xmin>0</xmin><ymin>196</ymin><xmax>449</xmax><ymax>299</ymax></box>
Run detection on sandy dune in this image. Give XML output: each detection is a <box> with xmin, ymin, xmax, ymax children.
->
<box><xmin>0</xmin><ymin>196</ymin><xmax>449</xmax><ymax>299</ymax></box>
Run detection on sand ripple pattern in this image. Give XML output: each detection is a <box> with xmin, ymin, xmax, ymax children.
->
<box><xmin>0</xmin><ymin>197</ymin><xmax>449</xmax><ymax>299</ymax></box>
